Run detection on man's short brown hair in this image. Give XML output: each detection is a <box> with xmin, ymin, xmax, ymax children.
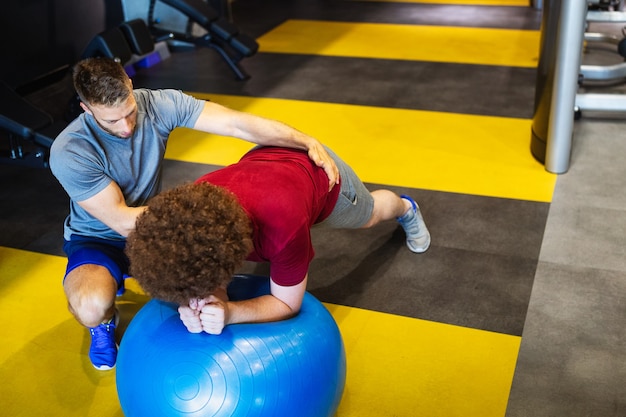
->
<box><xmin>73</xmin><ymin>57</ymin><xmax>133</xmax><ymax>107</ymax></box>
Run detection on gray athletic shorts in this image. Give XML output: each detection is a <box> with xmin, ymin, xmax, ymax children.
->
<box><xmin>318</xmin><ymin>146</ymin><xmax>374</xmax><ymax>229</ymax></box>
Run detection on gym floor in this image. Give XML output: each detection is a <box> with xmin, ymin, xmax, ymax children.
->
<box><xmin>1</xmin><ymin>0</ymin><xmax>625</xmax><ymax>416</ymax></box>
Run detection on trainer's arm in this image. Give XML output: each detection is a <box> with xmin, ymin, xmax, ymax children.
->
<box><xmin>77</xmin><ymin>181</ymin><xmax>146</xmax><ymax>237</ymax></box>
<box><xmin>195</xmin><ymin>275</ymin><xmax>308</xmax><ymax>335</ymax></box>
<box><xmin>193</xmin><ymin>102</ymin><xmax>339</xmax><ymax>190</ymax></box>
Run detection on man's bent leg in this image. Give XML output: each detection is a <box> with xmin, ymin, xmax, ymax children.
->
<box><xmin>62</xmin><ymin>236</ymin><xmax>128</xmax><ymax>370</ymax></box>
<box><xmin>64</xmin><ymin>264</ymin><xmax>120</xmax><ymax>370</ymax></box>
<box><xmin>318</xmin><ymin>146</ymin><xmax>430</xmax><ymax>253</ymax></box>
<box><xmin>362</xmin><ymin>190</ymin><xmax>407</xmax><ymax>227</ymax></box>
<box><xmin>63</xmin><ymin>263</ymin><xmax>118</xmax><ymax>328</ymax></box>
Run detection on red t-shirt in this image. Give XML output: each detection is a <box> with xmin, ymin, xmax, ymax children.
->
<box><xmin>195</xmin><ymin>147</ymin><xmax>340</xmax><ymax>286</ymax></box>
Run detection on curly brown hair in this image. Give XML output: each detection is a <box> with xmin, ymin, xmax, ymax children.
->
<box><xmin>126</xmin><ymin>182</ymin><xmax>253</xmax><ymax>305</ymax></box>
<box><xmin>73</xmin><ymin>57</ymin><xmax>133</xmax><ymax>107</ymax></box>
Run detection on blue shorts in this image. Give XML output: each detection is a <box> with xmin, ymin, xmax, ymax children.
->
<box><xmin>63</xmin><ymin>235</ymin><xmax>129</xmax><ymax>291</ymax></box>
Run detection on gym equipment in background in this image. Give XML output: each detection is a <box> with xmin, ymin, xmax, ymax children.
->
<box><xmin>147</xmin><ymin>0</ymin><xmax>258</xmax><ymax>80</ymax></box>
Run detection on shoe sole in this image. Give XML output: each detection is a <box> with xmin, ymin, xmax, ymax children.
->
<box><xmin>407</xmin><ymin>234</ymin><xmax>431</xmax><ymax>253</ymax></box>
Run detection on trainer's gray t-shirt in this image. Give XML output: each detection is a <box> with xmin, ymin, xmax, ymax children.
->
<box><xmin>50</xmin><ymin>89</ymin><xmax>204</xmax><ymax>241</ymax></box>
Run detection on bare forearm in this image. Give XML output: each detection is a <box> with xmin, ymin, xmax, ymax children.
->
<box><xmin>187</xmin><ymin>278</ymin><xmax>307</xmax><ymax>334</ymax></box>
<box><xmin>224</xmin><ymin>111</ymin><xmax>316</xmax><ymax>151</ymax></box>
<box><xmin>195</xmin><ymin>102</ymin><xmax>310</xmax><ymax>148</ymax></box>
<box><xmin>78</xmin><ymin>182</ymin><xmax>147</xmax><ymax>238</ymax></box>
<box><xmin>235</xmin><ymin>118</ymin><xmax>339</xmax><ymax>189</ymax></box>
<box><xmin>193</xmin><ymin>102</ymin><xmax>339</xmax><ymax>188</ymax></box>
<box><xmin>240</xmin><ymin>119</ymin><xmax>312</xmax><ymax>150</ymax></box>
<box><xmin>226</xmin><ymin>295</ymin><xmax>298</xmax><ymax>325</ymax></box>
<box><xmin>113</xmin><ymin>206</ymin><xmax>147</xmax><ymax>237</ymax></box>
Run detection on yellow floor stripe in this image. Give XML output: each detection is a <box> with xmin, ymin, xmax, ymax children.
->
<box><xmin>0</xmin><ymin>248</ymin><xmax>120</xmax><ymax>417</ymax></box>
<box><xmin>0</xmin><ymin>247</ymin><xmax>520</xmax><ymax>417</ymax></box>
<box><xmin>346</xmin><ymin>0</ymin><xmax>530</xmax><ymax>6</ymax></box>
<box><xmin>257</xmin><ymin>20</ymin><xmax>540</xmax><ymax>68</ymax></box>
<box><xmin>167</xmin><ymin>94</ymin><xmax>556</xmax><ymax>202</ymax></box>
<box><xmin>328</xmin><ymin>303</ymin><xmax>520</xmax><ymax>417</ymax></box>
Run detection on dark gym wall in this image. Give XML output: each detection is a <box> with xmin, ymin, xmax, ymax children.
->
<box><xmin>0</xmin><ymin>0</ymin><xmax>108</xmax><ymax>88</ymax></box>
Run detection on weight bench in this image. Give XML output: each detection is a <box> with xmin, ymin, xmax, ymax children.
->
<box><xmin>82</xmin><ymin>18</ymin><xmax>158</xmax><ymax>67</ymax></box>
<box><xmin>148</xmin><ymin>0</ymin><xmax>258</xmax><ymax>80</ymax></box>
<box><xmin>0</xmin><ymin>79</ymin><xmax>68</xmax><ymax>168</ymax></box>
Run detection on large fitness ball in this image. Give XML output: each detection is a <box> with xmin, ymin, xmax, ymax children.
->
<box><xmin>116</xmin><ymin>275</ymin><xmax>346</xmax><ymax>417</ymax></box>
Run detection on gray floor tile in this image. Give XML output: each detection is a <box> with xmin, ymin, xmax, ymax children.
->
<box><xmin>540</xmin><ymin>203</ymin><xmax>626</xmax><ymax>272</ymax></box>
<box><xmin>540</xmin><ymin>119</ymin><xmax>626</xmax><ymax>272</ymax></box>
<box><xmin>565</xmin><ymin>120</ymin><xmax>626</xmax><ymax>210</ymax></box>
<box><xmin>507</xmin><ymin>262</ymin><xmax>626</xmax><ymax>417</ymax></box>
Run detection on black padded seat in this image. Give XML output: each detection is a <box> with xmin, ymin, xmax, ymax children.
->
<box><xmin>119</xmin><ymin>19</ymin><xmax>155</xmax><ymax>56</ymax></box>
<box><xmin>81</xmin><ymin>26</ymin><xmax>134</xmax><ymax>63</ymax></box>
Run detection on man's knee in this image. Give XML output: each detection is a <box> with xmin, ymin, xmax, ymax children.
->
<box><xmin>64</xmin><ymin>264</ymin><xmax>117</xmax><ymax>327</ymax></box>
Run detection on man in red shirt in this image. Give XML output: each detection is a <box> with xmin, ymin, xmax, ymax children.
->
<box><xmin>126</xmin><ymin>146</ymin><xmax>430</xmax><ymax>334</ymax></box>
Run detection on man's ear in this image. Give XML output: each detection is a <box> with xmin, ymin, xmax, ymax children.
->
<box><xmin>79</xmin><ymin>102</ymin><xmax>92</xmax><ymax>115</ymax></box>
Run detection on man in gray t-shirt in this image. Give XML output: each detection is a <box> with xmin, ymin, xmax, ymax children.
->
<box><xmin>49</xmin><ymin>57</ymin><xmax>339</xmax><ymax>371</ymax></box>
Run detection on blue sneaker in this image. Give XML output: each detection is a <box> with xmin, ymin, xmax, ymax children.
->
<box><xmin>88</xmin><ymin>311</ymin><xmax>119</xmax><ymax>370</ymax></box>
<box><xmin>397</xmin><ymin>195</ymin><xmax>431</xmax><ymax>253</ymax></box>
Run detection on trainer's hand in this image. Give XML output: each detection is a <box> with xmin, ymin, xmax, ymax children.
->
<box><xmin>307</xmin><ymin>143</ymin><xmax>339</xmax><ymax>191</ymax></box>
<box><xmin>199</xmin><ymin>295</ymin><xmax>229</xmax><ymax>335</ymax></box>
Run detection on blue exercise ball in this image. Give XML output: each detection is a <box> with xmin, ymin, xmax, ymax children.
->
<box><xmin>116</xmin><ymin>275</ymin><xmax>346</xmax><ymax>417</ymax></box>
